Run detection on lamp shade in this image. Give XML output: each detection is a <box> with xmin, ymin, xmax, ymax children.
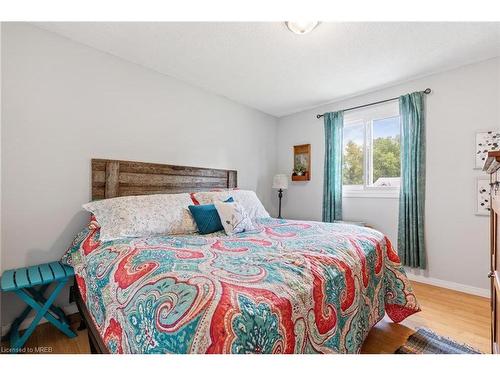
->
<box><xmin>272</xmin><ymin>174</ymin><xmax>288</xmax><ymax>189</ymax></box>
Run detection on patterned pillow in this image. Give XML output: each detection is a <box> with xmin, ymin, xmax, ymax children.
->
<box><xmin>188</xmin><ymin>197</ymin><xmax>233</xmax><ymax>234</ymax></box>
<box><xmin>82</xmin><ymin>193</ymin><xmax>197</xmax><ymax>241</ymax></box>
<box><xmin>193</xmin><ymin>190</ymin><xmax>270</xmax><ymax>219</ymax></box>
<box><xmin>214</xmin><ymin>201</ymin><xmax>256</xmax><ymax>236</ymax></box>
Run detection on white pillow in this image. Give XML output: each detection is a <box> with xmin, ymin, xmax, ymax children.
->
<box><xmin>82</xmin><ymin>193</ymin><xmax>197</xmax><ymax>241</ymax></box>
<box><xmin>214</xmin><ymin>201</ymin><xmax>256</xmax><ymax>236</ymax></box>
<box><xmin>193</xmin><ymin>190</ymin><xmax>270</xmax><ymax>219</ymax></box>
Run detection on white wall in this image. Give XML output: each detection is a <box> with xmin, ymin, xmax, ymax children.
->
<box><xmin>277</xmin><ymin>58</ymin><xmax>500</xmax><ymax>292</ymax></box>
<box><xmin>0</xmin><ymin>23</ymin><xmax>278</xmax><ymax>327</ymax></box>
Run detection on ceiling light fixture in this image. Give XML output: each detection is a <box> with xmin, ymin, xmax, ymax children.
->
<box><xmin>285</xmin><ymin>21</ymin><xmax>319</xmax><ymax>35</ymax></box>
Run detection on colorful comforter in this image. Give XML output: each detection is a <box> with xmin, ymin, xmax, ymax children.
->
<box><xmin>62</xmin><ymin>217</ymin><xmax>419</xmax><ymax>354</ymax></box>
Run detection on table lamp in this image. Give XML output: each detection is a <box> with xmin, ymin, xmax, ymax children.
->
<box><xmin>272</xmin><ymin>174</ymin><xmax>288</xmax><ymax>219</ymax></box>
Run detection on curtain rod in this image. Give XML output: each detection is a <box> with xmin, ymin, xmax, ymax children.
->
<box><xmin>316</xmin><ymin>88</ymin><xmax>431</xmax><ymax>119</ymax></box>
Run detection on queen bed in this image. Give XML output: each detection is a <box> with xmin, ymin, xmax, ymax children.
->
<box><xmin>64</xmin><ymin>159</ymin><xmax>419</xmax><ymax>354</ymax></box>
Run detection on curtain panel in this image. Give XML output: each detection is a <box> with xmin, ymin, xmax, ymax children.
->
<box><xmin>398</xmin><ymin>91</ymin><xmax>426</xmax><ymax>268</ymax></box>
<box><xmin>322</xmin><ymin>111</ymin><xmax>344</xmax><ymax>222</ymax></box>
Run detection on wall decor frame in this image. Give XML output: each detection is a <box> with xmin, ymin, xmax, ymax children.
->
<box><xmin>476</xmin><ymin>176</ymin><xmax>491</xmax><ymax>216</ymax></box>
<box><xmin>475</xmin><ymin>130</ymin><xmax>500</xmax><ymax>170</ymax></box>
<box><xmin>292</xmin><ymin>144</ymin><xmax>311</xmax><ymax>181</ymax></box>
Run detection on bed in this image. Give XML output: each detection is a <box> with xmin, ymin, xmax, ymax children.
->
<box><xmin>65</xmin><ymin>159</ymin><xmax>419</xmax><ymax>354</ymax></box>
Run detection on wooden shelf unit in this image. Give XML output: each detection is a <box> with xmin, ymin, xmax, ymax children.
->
<box><xmin>483</xmin><ymin>150</ymin><xmax>500</xmax><ymax>354</ymax></box>
<box><xmin>292</xmin><ymin>172</ymin><xmax>310</xmax><ymax>181</ymax></box>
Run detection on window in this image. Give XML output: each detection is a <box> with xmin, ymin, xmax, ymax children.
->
<box><xmin>342</xmin><ymin>102</ymin><xmax>400</xmax><ymax>197</ymax></box>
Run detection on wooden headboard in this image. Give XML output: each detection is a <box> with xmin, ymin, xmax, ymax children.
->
<box><xmin>91</xmin><ymin>159</ymin><xmax>237</xmax><ymax>200</ymax></box>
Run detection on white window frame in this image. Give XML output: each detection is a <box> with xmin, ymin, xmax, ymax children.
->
<box><xmin>342</xmin><ymin>101</ymin><xmax>400</xmax><ymax>199</ymax></box>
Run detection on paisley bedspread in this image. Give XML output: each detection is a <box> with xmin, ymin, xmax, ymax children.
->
<box><xmin>62</xmin><ymin>217</ymin><xmax>419</xmax><ymax>354</ymax></box>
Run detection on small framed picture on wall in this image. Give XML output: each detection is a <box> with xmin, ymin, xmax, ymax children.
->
<box><xmin>292</xmin><ymin>144</ymin><xmax>311</xmax><ymax>181</ymax></box>
<box><xmin>475</xmin><ymin>177</ymin><xmax>490</xmax><ymax>216</ymax></box>
<box><xmin>475</xmin><ymin>130</ymin><xmax>500</xmax><ymax>169</ymax></box>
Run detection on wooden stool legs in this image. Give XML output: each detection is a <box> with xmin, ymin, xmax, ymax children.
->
<box><xmin>9</xmin><ymin>280</ymin><xmax>77</xmax><ymax>352</ymax></box>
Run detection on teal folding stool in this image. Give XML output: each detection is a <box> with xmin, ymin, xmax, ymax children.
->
<box><xmin>1</xmin><ymin>261</ymin><xmax>77</xmax><ymax>352</ymax></box>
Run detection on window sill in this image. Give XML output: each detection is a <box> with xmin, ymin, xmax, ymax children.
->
<box><xmin>343</xmin><ymin>189</ymin><xmax>399</xmax><ymax>199</ymax></box>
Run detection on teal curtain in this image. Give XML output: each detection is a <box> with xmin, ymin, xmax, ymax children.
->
<box><xmin>322</xmin><ymin>111</ymin><xmax>344</xmax><ymax>222</ymax></box>
<box><xmin>398</xmin><ymin>91</ymin><xmax>426</xmax><ymax>268</ymax></box>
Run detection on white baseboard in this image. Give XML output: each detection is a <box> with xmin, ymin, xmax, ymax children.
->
<box><xmin>406</xmin><ymin>274</ymin><xmax>490</xmax><ymax>298</ymax></box>
<box><xmin>1</xmin><ymin>303</ymin><xmax>79</xmax><ymax>338</ymax></box>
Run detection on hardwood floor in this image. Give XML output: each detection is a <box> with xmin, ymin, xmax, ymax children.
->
<box><xmin>1</xmin><ymin>281</ymin><xmax>491</xmax><ymax>354</ymax></box>
<box><xmin>361</xmin><ymin>282</ymin><xmax>490</xmax><ymax>353</ymax></box>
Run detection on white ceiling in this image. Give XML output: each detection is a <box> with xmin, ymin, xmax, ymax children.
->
<box><xmin>35</xmin><ymin>22</ymin><xmax>500</xmax><ymax>117</ymax></box>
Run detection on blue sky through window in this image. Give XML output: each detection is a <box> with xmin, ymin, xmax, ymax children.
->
<box><xmin>344</xmin><ymin>116</ymin><xmax>400</xmax><ymax>148</ymax></box>
<box><xmin>373</xmin><ymin>116</ymin><xmax>400</xmax><ymax>139</ymax></box>
<box><xmin>343</xmin><ymin>121</ymin><xmax>364</xmax><ymax>147</ymax></box>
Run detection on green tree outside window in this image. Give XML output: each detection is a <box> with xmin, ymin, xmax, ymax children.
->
<box><xmin>343</xmin><ymin>136</ymin><xmax>400</xmax><ymax>185</ymax></box>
